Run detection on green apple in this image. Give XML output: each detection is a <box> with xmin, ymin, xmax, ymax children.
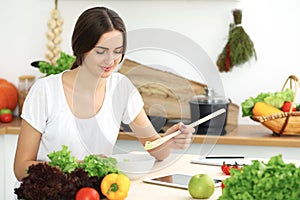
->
<box><xmin>0</xmin><ymin>108</ymin><xmax>12</xmax><ymax>115</ymax></box>
<box><xmin>188</xmin><ymin>174</ymin><xmax>215</xmax><ymax>199</ymax></box>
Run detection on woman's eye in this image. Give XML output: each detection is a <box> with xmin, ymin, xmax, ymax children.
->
<box><xmin>114</xmin><ymin>51</ymin><xmax>122</xmax><ymax>54</ymax></box>
<box><xmin>96</xmin><ymin>50</ymin><xmax>105</xmax><ymax>55</ymax></box>
<box><xmin>114</xmin><ymin>49</ymin><xmax>123</xmax><ymax>54</ymax></box>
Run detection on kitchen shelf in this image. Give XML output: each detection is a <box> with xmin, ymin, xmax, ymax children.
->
<box><xmin>2</xmin><ymin>117</ymin><xmax>300</xmax><ymax>147</ymax></box>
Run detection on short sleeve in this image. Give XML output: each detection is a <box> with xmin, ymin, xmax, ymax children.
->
<box><xmin>21</xmin><ymin>78</ymin><xmax>49</xmax><ymax>133</ymax></box>
<box><xmin>119</xmin><ymin>77</ymin><xmax>144</xmax><ymax>124</ymax></box>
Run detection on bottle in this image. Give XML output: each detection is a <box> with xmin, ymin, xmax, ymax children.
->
<box><xmin>18</xmin><ymin>75</ymin><xmax>35</xmax><ymax>116</ymax></box>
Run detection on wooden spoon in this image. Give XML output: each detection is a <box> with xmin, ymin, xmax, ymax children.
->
<box><xmin>144</xmin><ymin>108</ymin><xmax>226</xmax><ymax>150</ymax></box>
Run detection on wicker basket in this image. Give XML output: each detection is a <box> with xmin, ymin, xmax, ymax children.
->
<box><xmin>251</xmin><ymin>75</ymin><xmax>300</xmax><ymax>136</ymax></box>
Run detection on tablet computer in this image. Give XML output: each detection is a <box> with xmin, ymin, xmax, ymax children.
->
<box><xmin>142</xmin><ymin>173</ymin><xmax>222</xmax><ymax>190</ymax></box>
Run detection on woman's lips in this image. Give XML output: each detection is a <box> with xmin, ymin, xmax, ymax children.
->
<box><xmin>100</xmin><ymin>66</ymin><xmax>112</xmax><ymax>72</ymax></box>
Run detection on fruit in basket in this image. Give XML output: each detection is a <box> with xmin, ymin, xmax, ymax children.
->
<box><xmin>188</xmin><ymin>174</ymin><xmax>215</xmax><ymax>199</ymax></box>
<box><xmin>252</xmin><ymin>102</ymin><xmax>283</xmax><ymax>116</ymax></box>
<box><xmin>281</xmin><ymin>101</ymin><xmax>296</xmax><ymax>112</ymax></box>
<box><xmin>241</xmin><ymin>88</ymin><xmax>294</xmax><ymax>117</ymax></box>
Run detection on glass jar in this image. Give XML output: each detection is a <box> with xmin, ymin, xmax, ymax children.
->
<box><xmin>18</xmin><ymin>75</ymin><xmax>35</xmax><ymax>115</ymax></box>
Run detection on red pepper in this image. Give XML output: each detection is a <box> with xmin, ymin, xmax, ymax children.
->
<box><xmin>281</xmin><ymin>102</ymin><xmax>296</xmax><ymax>112</ymax></box>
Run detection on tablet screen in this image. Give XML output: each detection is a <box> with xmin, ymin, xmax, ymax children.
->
<box><xmin>143</xmin><ymin>173</ymin><xmax>221</xmax><ymax>189</ymax></box>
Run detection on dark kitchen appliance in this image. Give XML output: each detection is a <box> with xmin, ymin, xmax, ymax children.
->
<box><xmin>121</xmin><ymin>115</ymin><xmax>167</xmax><ymax>133</ymax></box>
<box><xmin>189</xmin><ymin>88</ymin><xmax>229</xmax><ymax>135</ymax></box>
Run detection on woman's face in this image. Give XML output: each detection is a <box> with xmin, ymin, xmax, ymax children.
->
<box><xmin>82</xmin><ymin>30</ymin><xmax>124</xmax><ymax>78</ymax></box>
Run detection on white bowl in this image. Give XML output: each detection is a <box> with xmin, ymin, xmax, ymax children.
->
<box><xmin>111</xmin><ymin>152</ymin><xmax>155</xmax><ymax>180</ymax></box>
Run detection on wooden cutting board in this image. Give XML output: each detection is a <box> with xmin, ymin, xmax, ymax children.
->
<box><xmin>118</xmin><ymin>59</ymin><xmax>239</xmax><ymax>126</ymax></box>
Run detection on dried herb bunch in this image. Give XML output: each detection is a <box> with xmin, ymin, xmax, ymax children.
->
<box><xmin>216</xmin><ymin>9</ymin><xmax>257</xmax><ymax>72</ymax></box>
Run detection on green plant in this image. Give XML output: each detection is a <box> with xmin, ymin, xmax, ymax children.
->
<box><xmin>38</xmin><ymin>52</ymin><xmax>75</xmax><ymax>76</ymax></box>
<box><xmin>216</xmin><ymin>9</ymin><xmax>256</xmax><ymax>72</ymax></box>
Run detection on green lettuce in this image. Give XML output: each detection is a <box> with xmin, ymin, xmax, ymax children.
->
<box><xmin>48</xmin><ymin>145</ymin><xmax>79</xmax><ymax>173</ymax></box>
<box><xmin>219</xmin><ymin>154</ymin><xmax>300</xmax><ymax>200</ymax></box>
<box><xmin>47</xmin><ymin>145</ymin><xmax>119</xmax><ymax>177</ymax></box>
<box><xmin>241</xmin><ymin>88</ymin><xmax>294</xmax><ymax>117</ymax></box>
<box><xmin>81</xmin><ymin>155</ymin><xmax>119</xmax><ymax>177</ymax></box>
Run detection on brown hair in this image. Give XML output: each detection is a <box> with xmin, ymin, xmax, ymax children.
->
<box><xmin>71</xmin><ymin>7</ymin><xmax>126</xmax><ymax>69</ymax></box>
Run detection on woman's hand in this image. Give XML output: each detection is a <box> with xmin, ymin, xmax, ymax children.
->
<box><xmin>164</xmin><ymin>122</ymin><xmax>195</xmax><ymax>149</ymax></box>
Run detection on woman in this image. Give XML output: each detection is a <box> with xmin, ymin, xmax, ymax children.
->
<box><xmin>14</xmin><ymin>6</ymin><xmax>194</xmax><ymax>181</ymax></box>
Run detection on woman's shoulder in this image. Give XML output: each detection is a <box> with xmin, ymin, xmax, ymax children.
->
<box><xmin>33</xmin><ymin>73</ymin><xmax>62</xmax><ymax>87</ymax></box>
<box><xmin>36</xmin><ymin>73</ymin><xmax>61</xmax><ymax>82</ymax></box>
<box><xmin>108</xmin><ymin>72</ymin><xmax>137</xmax><ymax>95</ymax></box>
<box><xmin>26</xmin><ymin>73</ymin><xmax>63</xmax><ymax>98</ymax></box>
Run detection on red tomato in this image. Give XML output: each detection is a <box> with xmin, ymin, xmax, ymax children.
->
<box><xmin>222</xmin><ymin>165</ymin><xmax>231</xmax><ymax>175</ymax></box>
<box><xmin>221</xmin><ymin>162</ymin><xmax>227</xmax><ymax>172</ymax></box>
<box><xmin>221</xmin><ymin>162</ymin><xmax>231</xmax><ymax>175</ymax></box>
<box><xmin>221</xmin><ymin>181</ymin><xmax>225</xmax><ymax>190</ymax></box>
<box><xmin>221</xmin><ymin>162</ymin><xmax>242</xmax><ymax>175</ymax></box>
<box><xmin>232</xmin><ymin>165</ymin><xmax>241</xmax><ymax>170</ymax></box>
<box><xmin>0</xmin><ymin>113</ymin><xmax>12</xmax><ymax>123</ymax></box>
<box><xmin>75</xmin><ymin>187</ymin><xmax>100</xmax><ymax>200</ymax></box>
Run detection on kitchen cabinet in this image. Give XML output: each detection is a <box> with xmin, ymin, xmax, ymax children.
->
<box><xmin>0</xmin><ymin>133</ymin><xmax>18</xmax><ymax>200</ymax></box>
<box><xmin>0</xmin><ymin>135</ymin><xmax>4</xmax><ymax>200</ymax></box>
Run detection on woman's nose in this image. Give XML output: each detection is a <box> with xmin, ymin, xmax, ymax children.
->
<box><xmin>103</xmin><ymin>52</ymin><xmax>114</xmax><ymax>66</ymax></box>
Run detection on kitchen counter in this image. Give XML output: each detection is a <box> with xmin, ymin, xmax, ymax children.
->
<box><xmin>1</xmin><ymin>117</ymin><xmax>300</xmax><ymax>147</ymax></box>
<box><xmin>129</xmin><ymin>153</ymin><xmax>223</xmax><ymax>199</ymax></box>
<box><xmin>2</xmin><ymin>119</ymin><xmax>300</xmax><ymax>199</ymax></box>
<box><xmin>128</xmin><ymin>153</ymin><xmax>300</xmax><ymax>199</ymax></box>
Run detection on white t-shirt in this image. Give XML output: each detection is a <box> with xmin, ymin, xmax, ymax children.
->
<box><xmin>21</xmin><ymin>72</ymin><xmax>144</xmax><ymax>161</ymax></box>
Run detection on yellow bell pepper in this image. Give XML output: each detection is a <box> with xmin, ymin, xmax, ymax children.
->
<box><xmin>100</xmin><ymin>173</ymin><xmax>130</xmax><ymax>200</ymax></box>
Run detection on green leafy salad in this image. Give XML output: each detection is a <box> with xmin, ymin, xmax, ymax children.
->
<box><xmin>15</xmin><ymin>145</ymin><xmax>120</xmax><ymax>200</ymax></box>
<box><xmin>48</xmin><ymin>145</ymin><xmax>120</xmax><ymax>176</ymax></box>
<box><xmin>241</xmin><ymin>88</ymin><xmax>294</xmax><ymax>117</ymax></box>
<box><xmin>219</xmin><ymin>154</ymin><xmax>300</xmax><ymax>200</ymax></box>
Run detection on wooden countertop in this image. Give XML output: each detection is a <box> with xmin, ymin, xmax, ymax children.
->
<box><xmin>129</xmin><ymin>153</ymin><xmax>300</xmax><ymax>200</ymax></box>
<box><xmin>1</xmin><ymin>117</ymin><xmax>300</xmax><ymax>147</ymax></box>
<box><xmin>129</xmin><ymin>153</ymin><xmax>224</xmax><ymax>199</ymax></box>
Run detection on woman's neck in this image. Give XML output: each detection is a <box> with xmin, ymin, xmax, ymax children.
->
<box><xmin>69</xmin><ymin>67</ymin><xmax>107</xmax><ymax>118</ymax></box>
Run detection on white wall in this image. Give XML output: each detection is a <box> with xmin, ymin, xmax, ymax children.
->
<box><xmin>1</xmin><ymin>0</ymin><xmax>300</xmax><ymax>124</ymax></box>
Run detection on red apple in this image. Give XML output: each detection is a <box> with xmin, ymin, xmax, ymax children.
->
<box><xmin>0</xmin><ymin>113</ymin><xmax>13</xmax><ymax>123</ymax></box>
